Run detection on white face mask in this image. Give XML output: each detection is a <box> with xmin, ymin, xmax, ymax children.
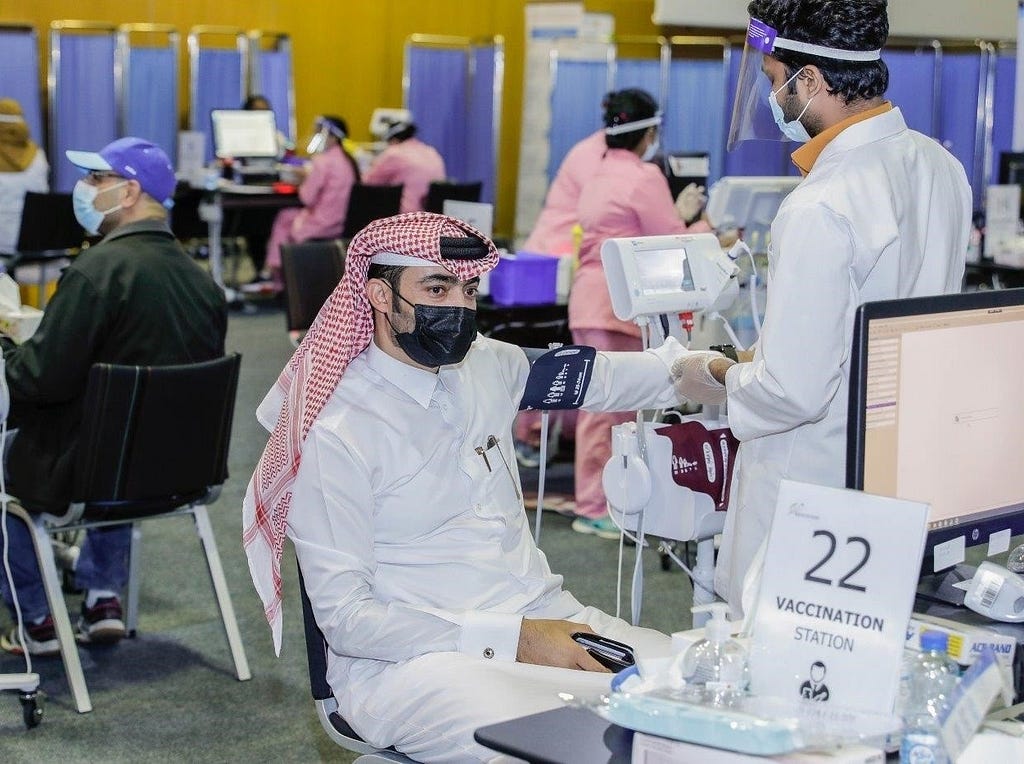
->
<box><xmin>768</xmin><ymin>68</ymin><xmax>813</xmax><ymax>143</ymax></box>
<box><xmin>641</xmin><ymin>136</ymin><xmax>660</xmax><ymax>162</ymax></box>
<box><xmin>72</xmin><ymin>179</ymin><xmax>127</xmax><ymax>236</ymax></box>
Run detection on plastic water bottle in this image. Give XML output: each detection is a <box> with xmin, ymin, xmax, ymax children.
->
<box><xmin>899</xmin><ymin>630</ymin><xmax>960</xmax><ymax>764</ymax></box>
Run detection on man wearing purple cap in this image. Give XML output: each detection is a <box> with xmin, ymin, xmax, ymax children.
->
<box><xmin>0</xmin><ymin>136</ymin><xmax>227</xmax><ymax>656</ymax></box>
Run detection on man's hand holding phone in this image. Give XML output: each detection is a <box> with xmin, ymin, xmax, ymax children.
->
<box><xmin>517</xmin><ymin>619</ymin><xmax>614</xmax><ymax>672</ymax></box>
<box><xmin>570</xmin><ymin>632</ymin><xmax>636</xmax><ymax>672</ymax></box>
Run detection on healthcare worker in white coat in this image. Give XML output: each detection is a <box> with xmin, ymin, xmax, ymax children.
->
<box><xmin>671</xmin><ymin>0</ymin><xmax>971</xmax><ymax>614</ymax></box>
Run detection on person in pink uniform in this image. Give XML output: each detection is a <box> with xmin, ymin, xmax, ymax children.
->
<box><xmin>522</xmin><ymin>129</ymin><xmax>608</xmax><ymax>257</ymax></box>
<box><xmin>363</xmin><ymin>118</ymin><xmax>446</xmax><ymax>214</ymax></box>
<box><xmin>568</xmin><ymin>88</ymin><xmax>711</xmax><ymax>539</ymax></box>
<box><xmin>258</xmin><ymin>115</ymin><xmax>360</xmax><ymax>291</ymax></box>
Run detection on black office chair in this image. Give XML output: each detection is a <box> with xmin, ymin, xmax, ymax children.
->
<box><xmin>2</xmin><ymin>191</ymin><xmax>86</xmax><ymax>307</ymax></box>
<box><xmin>423</xmin><ymin>181</ymin><xmax>483</xmax><ymax>214</ymax></box>
<box><xmin>298</xmin><ymin>562</ymin><xmax>414</xmax><ymax>762</ymax></box>
<box><xmin>341</xmin><ymin>184</ymin><xmax>403</xmax><ymax>240</ymax></box>
<box><xmin>280</xmin><ymin>240</ymin><xmax>345</xmax><ymax>343</ymax></box>
<box><xmin>6</xmin><ymin>354</ymin><xmax>251</xmax><ymax>714</ymax></box>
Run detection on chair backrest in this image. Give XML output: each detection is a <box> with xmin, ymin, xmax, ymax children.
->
<box><xmin>280</xmin><ymin>240</ymin><xmax>345</xmax><ymax>332</ymax></box>
<box><xmin>15</xmin><ymin>191</ymin><xmax>85</xmax><ymax>253</ymax></box>
<box><xmin>72</xmin><ymin>353</ymin><xmax>241</xmax><ymax>519</ymax></box>
<box><xmin>423</xmin><ymin>181</ymin><xmax>483</xmax><ymax>215</ymax></box>
<box><xmin>341</xmin><ymin>183</ymin><xmax>403</xmax><ymax>240</ymax></box>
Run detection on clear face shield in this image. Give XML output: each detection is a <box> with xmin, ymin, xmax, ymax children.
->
<box><xmin>726</xmin><ymin>18</ymin><xmax>883</xmax><ymax>150</ymax></box>
<box><xmin>306</xmin><ymin>119</ymin><xmax>346</xmax><ymax>155</ymax></box>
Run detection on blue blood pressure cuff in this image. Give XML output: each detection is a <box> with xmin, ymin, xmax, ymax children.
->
<box><xmin>519</xmin><ymin>345</ymin><xmax>597</xmax><ymax>411</ymax></box>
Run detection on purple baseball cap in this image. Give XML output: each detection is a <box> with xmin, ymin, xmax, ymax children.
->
<box><xmin>66</xmin><ymin>137</ymin><xmax>176</xmax><ymax>207</ymax></box>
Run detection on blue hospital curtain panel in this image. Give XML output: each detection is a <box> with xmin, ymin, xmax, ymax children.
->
<box><xmin>667</xmin><ymin>58</ymin><xmax>726</xmax><ymax>184</ymax></box>
<box><xmin>941</xmin><ymin>52</ymin><xmax>983</xmax><ymax>206</ymax></box>
<box><xmin>257</xmin><ymin>49</ymin><xmax>293</xmax><ymax>141</ymax></box>
<box><xmin>193</xmin><ymin>48</ymin><xmax>244</xmax><ymax>163</ymax></box>
<box><xmin>407</xmin><ymin>47</ymin><xmax>469</xmax><ymax>184</ymax></box>
<box><xmin>125</xmin><ymin>47</ymin><xmax>178</xmax><ymax>166</ymax></box>
<box><xmin>723</xmin><ymin>47</ymin><xmax>794</xmax><ymax>177</ymax></box>
<box><xmin>466</xmin><ymin>45</ymin><xmax>497</xmax><ymax>204</ymax></box>
<box><xmin>0</xmin><ymin>30</ymin><xmax>44</xmax><ymax>147</ymax></box>
<box><xmin>548</xmin><ymin>59</ymin><xmax>608</xmax><ymax>183</ymax></box>
<box><xmin>883</xmin><ymin>49</ymin><xmax>937</xmax><ymax>136</ymax></box>
<box><xmin>54</xmin><ymin>33</ymin><xmax>117</xmax><ymax>192</ymax></box>
<box><xmin>992</xmin><ymin>53</ymin><xmax>1017</xmax><ymax>184</ymax></box>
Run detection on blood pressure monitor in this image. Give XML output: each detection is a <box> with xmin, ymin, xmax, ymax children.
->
<box><xmin>600</xmin><ymin>233</ymin><xmax>739</xmax><ymax>322</ymax></box>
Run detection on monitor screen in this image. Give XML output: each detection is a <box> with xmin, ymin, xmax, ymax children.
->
<box><xmin>846</xmin><ymin>288</ymin><xmax>1024</xmax><ymax>578</ymax></box>
<box><xmin>704</xmin><ymin>176</ymin><xmax>801</xmax><ymax>252</ymax></box>
<box><xmin>661</xmin><ymin>152</ymin><xmax>710</xmax><ymax>200</ymax></box>
<box><xmin>210</xmin><ymin>109</ymin><xmax>278</xmax><ymax>160</ymax></box>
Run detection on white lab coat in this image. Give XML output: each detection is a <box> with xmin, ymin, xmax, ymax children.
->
<box><xmin>0</xmin><ymin>151</ymin><xmax>49</xmax><ymax>253</ymax></box>
<box><xmin>717</xmin><ymin>107</ymin><xmax>971</xmax><ymax>613</ymax></box>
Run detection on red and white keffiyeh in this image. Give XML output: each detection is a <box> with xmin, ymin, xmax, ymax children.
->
<box><xmin>242</xmin><ymin>212</ymin><xmax>499</xmax><ymax>654</ymax></box>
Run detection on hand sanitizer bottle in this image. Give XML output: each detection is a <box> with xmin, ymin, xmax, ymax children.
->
<box><xmin>680</xmin><ymin>602</ymin><xmax>749</xmax><ymax>704</ymax></box>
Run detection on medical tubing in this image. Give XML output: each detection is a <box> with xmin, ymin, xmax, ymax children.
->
<box><xmin>0</xmin><ymin>417</ymin><xmax>33</xmax><ymax>674</ymax></box>
<box><xmin>659</xmin><ymin>539</ymin><xmax>716</xmax><ymax>599</ymax></box>
<box><xmin>532</xmin><ymin>410</ymin><xmax>550</xmax><ymax>544</ymax></box>
<box><xmin>710</xmin><ymin>311</ymin><xmax>746</xmax><ymax>351</ymax></box>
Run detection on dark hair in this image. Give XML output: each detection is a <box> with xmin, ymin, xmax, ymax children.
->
<box><xmin>243</xmin><ymin>94</ymin><xmax>270</xmax><ymax>110</ymax></box>
<box><xmin>385</xmin><ymin>122</ymin><xmax>417</xmax><ymax>142</ymax></box>
<box><xmin>320</xmin><ymin>114</ymin><xmax>361</xmax><ymax>182</ymax></box>
<box><xmin>602</xmin><ymin>89</ymin><xmax>658</xmax><ymax>151</ymax></box>
<box><xmin>747</xmin><ymin>0</ymin><xmax>889</xmax><ymax>104</ymax></box>
<box><xmin>367</xmin><ymin>263</ymin><xmax>406</xmax><ymax>311</ymax></box>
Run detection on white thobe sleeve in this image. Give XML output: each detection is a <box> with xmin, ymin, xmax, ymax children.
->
<box><xmin>580</xmin><ymin>336</ymin><xmax>688</xmax><ymax>412</ymax></box>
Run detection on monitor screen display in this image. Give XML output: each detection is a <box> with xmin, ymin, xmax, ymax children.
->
<box><xmin>210</xmin><ymin>109</ymin><xmax>278</xmax><ymax>160</ymax></box>
<box><xmin>847</xmin><ymin>288</ymin><xmax>1024</xmax><ymax>571</ymax></box>
<box><xmin>633</xmin><ymin>248</ymin><xmax>696</xmax><ymax>294</ymax></box>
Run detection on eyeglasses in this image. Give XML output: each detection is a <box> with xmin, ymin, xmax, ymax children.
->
<box><xmin>85</xmin><ymin>170</ymin><xmax>123</xmax><ymax>184</ymax></box>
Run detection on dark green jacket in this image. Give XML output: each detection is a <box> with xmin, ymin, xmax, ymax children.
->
<box><xmin>2</xmin><ymin>218</ymin><xmax>227</xmax><ymax>512</ymax></box>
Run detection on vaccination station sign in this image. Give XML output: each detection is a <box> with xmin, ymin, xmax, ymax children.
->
<box><xmin>749</xmin><ymin>479</ymin><xmax>929</xmax><ymax>712</ymax></box>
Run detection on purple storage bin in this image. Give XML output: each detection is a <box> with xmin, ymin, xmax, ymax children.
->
<box><xmin>489</xmin><ymin>251</ymin><xmax>559</xmax><ymax>306</ymax></box>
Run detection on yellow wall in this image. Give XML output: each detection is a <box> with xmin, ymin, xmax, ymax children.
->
<box><xmin>1</xmin><ymin>1</ymin><xmax>660</xmax><ymax>236</ymax></box>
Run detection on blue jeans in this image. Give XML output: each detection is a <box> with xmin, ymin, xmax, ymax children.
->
<box><xmin>0</xmin><ymin>512</ymin><xmax>130</xmax><ymax>622</ymax></box>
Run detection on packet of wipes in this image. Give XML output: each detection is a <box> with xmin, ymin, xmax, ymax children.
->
<box><xmin>0</xmin><ymin>273</ymin><xmax>44</xmax><ymax>343</ymax></box>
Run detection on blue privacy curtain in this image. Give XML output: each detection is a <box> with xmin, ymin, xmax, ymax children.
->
<box><xmin>50</xmin><ymin>25</ymin><xmax>118</xmax><ymax>192</ymax></box>
<box><xmin>465</xmin><ymin>43</ymin><xmax>502</xmax><ymax>204</ymax></box>
<box><xmin>0</xmin><ymin>26</ymin><xmax>45</xmax><ymax>147</ymax></box>
<box><xmin>883</xmin><ymin>47</ymin><xmax>939</xmax><ymax>136</ymax></box>
<box><xmin>189</xmin><ymin>28</ymin><xmax>247</xmax><ymax>163</ymax></box>
<box><xmin>119</xmin><ymin>27</ymin><xmax>179</xmax><ymax>167</ymax></box>
<box><xmin>941</xmin><ymin>50</ymin><xmax>985</xmax><ymax>207</ymax></box>
<box><xmin>405</xmin><ymin>38</ymin><xmax>503</xmax><ymax>205</ymax></box>
<box><xmin>667</xmin><ymin>56</ymin><xmax>728</xmax><ymax>184</ymax></box>
<box><xmin>250</xmin><ymin>33</ymin><xmax>295</xmax><ymax>143</ymax></box>
<box><xmin>991</xmin><ymin>51</ymin><xmax>1017</xmax><ymax>183</ymax></box>
<box><xmin>548</xmin><ymin>57</ymin><xmax>611</xmax><ymax>183</ymax></box>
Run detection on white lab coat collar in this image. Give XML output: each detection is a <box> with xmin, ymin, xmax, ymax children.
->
<box><xmin>819</xmin><ymin>105</ymin><xmax>907</xmax><ymax>161</ymax></box>
<box><xmin>365</xmin><ymin>341</ymin><xmax>439</xmax><ymax>410</ymax></box>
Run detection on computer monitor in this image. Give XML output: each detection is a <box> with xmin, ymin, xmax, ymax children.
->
<box><xmin>846</xmin><ymin>288</ymin><xmax>1024</xmax><ymax>603</ymax></box>
<box><xmin>704</xmin><ymin>176</ymin><xmax>801</xmax><ymax>252</ymax></box>
<box><xmin>661</xmin><ymin>152</ymin><xmax>710</xmax><ymax>201</ymax></box>
<box><xmin>210</xmin><ymin>109</ymin><xmax>279</xmax><ymax>160</ymax></box>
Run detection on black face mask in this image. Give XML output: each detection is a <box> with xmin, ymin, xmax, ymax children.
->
<box><xmin>386</xmin><ymin>287</ymin><xmax>477</xmax><ymax>368</ymax></box>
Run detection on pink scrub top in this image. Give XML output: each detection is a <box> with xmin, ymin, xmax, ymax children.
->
<box><xmin>522</xmin><ymin>130</ymin><xmax>607</xmax><ymax>256</ymax></box>
<box><xmin>292</xmin><ymin>144</ymin><xmax>358</xmax><ymax>241</ymax></box>
<box><xmin>569</xmin><ymin>148</ymin><xmax>711</xmax><ymax>337</ymax></box>
<box><xmin>362</xmin><ymin>138</ymin><xmax>447</xmax><ymax>213</ymax></box>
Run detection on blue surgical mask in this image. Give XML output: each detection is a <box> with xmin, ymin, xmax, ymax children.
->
<box><xmin>72</xmin><ymin>179</ymin><xmax>127</xmax><ymax>235</ymax></box>
<box><xmin>769</xmin><ymin>69</ymin><xmax>813</xmax><ymax>143</ymax></box>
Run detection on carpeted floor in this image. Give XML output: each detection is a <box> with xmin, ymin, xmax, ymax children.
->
<box><xmin>0</xmin><ymin>304</ymin><xmax>694</xmax><ymax>762</ymax></box>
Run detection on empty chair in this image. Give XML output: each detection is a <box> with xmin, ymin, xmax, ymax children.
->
<box><xmin>2</xmin><ymin>191</ymin><xmax>85</xmax><ymax>306</ymax></box>
<box><xmin>341</xmin><ymin>183</ymin><xmax>403</xmax><ymax>240</ymax></box>
<box><xmin>298</xmin><ymin>562</ymin><xmax>414</xmax><ymax>763</ymax></box>
<box><xmin>423</xmin><ymin>181</ymin><xmax>482</xmax><ymax>214</ymax></box>
<box><xmin>280</xmin><ymin>239</ymin><xmax>345</xmax><ymax>341</ymax></box>
<box><xmin>6</xmin><ymin>354</ymin><xmax>251</xmax><ymax>713</ymax></box>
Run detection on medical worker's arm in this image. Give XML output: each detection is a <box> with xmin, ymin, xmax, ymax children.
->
<box><xmin>297</xmin><ymin>152</ymin><xmax>329</xmax><ymax>207</ymax></box>
<box><xmin>724</xmin><ymin>203</ymin><xmax>855</xmax><ymax>440</ymax></box>
<box><xmin>633</xmin><ymin>168</ymin><xmax>712</xmax><ymax>236</ymax></box>
<box><xmin>578</xmin><ymin>337</ymin><xmax>689</xmax><ymax>412</ymax></box>
<box><xmin>362</xmin><ymin>150</ymin><xmax>398</xmax><ymax>186</ymax></box>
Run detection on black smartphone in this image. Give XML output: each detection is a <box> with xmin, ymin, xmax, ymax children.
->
<box><xmin>571</xmin><ymin>632</ymin><xmax>636</xmax><ymax>672</ymax></box>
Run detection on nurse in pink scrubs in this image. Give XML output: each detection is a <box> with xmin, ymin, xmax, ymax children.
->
<box><xmin>258</xmin><ymin>115</ymin><xmax>360</xmax><ymax>292</ymax></box>
<box><xmin>363</xmin><ymin>118</ymin><xmax>446</xmax><ymax>213</ymax></box>
<box><xmin>569</xmin><ymin>88</ymin><xmax>711</xmax><ymax>539</ymax></box>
